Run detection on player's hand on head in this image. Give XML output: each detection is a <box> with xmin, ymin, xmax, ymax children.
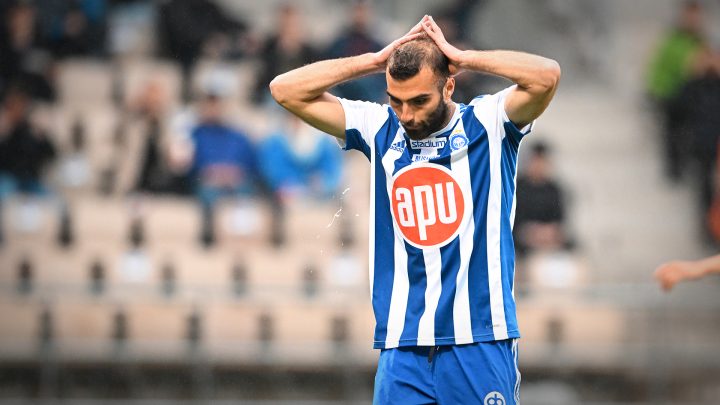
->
<box><xmin>373</xmin><ymin>21</ymin><xmax>424</xmax><ymax>69</ymax></box>
<box><xmin>421</xmin><ymin>15</ymin><xmax>464</xmax><ymax>76</ymax></box>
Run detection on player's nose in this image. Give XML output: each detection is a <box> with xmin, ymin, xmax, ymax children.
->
<box><xmin>400</xmin><ymin>105</ymin><xmax>414</xmax><ymax>123</ymax></box>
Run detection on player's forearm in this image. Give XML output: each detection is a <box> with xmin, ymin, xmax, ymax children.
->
<box><xmin>270</xmin><ymin>53</ymin><xmax>382</xmax><ymax>106</ymax></box>
<box><xmin>694</xmin><ymin>254</ymin><xmax>720</xmax><ymax>278</ymax></box>
<box><xmin>456</xmin><ymin>50</ymin><xmax>561</xmax><ymax>94</ymax></box>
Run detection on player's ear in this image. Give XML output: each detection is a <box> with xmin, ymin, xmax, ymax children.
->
<box><xmin>443</xmin><ymin>77</ymin><xmax>455</xmax><ymax>101</ymax></box>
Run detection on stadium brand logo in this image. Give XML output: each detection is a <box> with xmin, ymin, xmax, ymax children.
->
<box><xmin>391</xmin><ymin>164</ymin><xmax>466</xmax><ymax>248</ymax></box>
<box><xmin>484</xmin><ymin>391</ymin><xmax>505</xmax><ymax>405</ymax></box>
<box><xmin>410</xmin><ymin>138</ymin><xmax>446</xmax><ymax>150</ymax></box>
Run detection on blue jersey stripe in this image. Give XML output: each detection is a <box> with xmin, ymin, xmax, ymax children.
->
<box><xmin>500</xmin><ymin>135</ymin><xmax>520</xmax><ymax>336</ymax></box>
<box><xmin>399</xmin><ymin>242</ymin><xmax>427</xmax><ymax>346</ymax></box>
<box><xmin>344</xmin><ymin>128</ymin><xmax>371</xmax><ymax>159</ymax></box>
<box><xmin>372</xmin><ymin>115</ymin><xmax>407</xmax><ymax>348</ymax></box>
<box><xmin>372</xmin><ymin>154</ymin><xmax>394</xmax><ymax>346</ymax></box>
<box><xmin>436</xmin><ymin>238</ymin><xmax>460</xmax><ymax>342</ymax></box>
<box><xmin>463</xmin><ymin>109</ymin><xmax>495</xmax><ymax>340</ymax></box>
<box><xmin>431</xmin><ymin>156</ymin><xmax>458</xmax><ymax>343</ymax></box>
<box><xmin>375</xmin><ymin>107</ymin><xmax>399</xmax><ymax>158</ymax></box>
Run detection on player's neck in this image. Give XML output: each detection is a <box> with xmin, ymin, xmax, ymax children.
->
<box><xmin>441</xmin><ymin>102</ymin><xmax>456</xmax><ymax>129</ymax></box>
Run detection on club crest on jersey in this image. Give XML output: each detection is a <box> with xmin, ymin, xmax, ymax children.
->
<box><xmin>449</xmin><ymin>130</ymin><xmax>469</xmax><ymax>151</ymax></box>
<box><xmin>390</xmin><ymin>163</ymin><xmax>467</xmax><ymax>248</ymax></box>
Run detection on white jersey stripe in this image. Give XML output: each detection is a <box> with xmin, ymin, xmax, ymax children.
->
<box><xmin>450</xmin><ymin>120</ymin><xmax>474</xmax><ymax>344</ymax></box>
<box><xmin>473</xmin><ymin>96</ymin><xmax>509</xmax><ymax>340</ymax></box>
<box><xmin>510</xmin><ymin>167</ymin><xmax>518</xmax><ymax>300</ymax></box>
<box><xmin>382</xmin><ymin>128</ymin><xmax>410</xmax><ymax>348</ymax></box>
<box><xmin>417</xmin><ymin>248</ymin><xmax>442</xmax><ymax>345</ymax></box>
<box><xmin>368</xmin><ymin>140</ymin><xmax>376</xmax><ymax>298</ymax></box>
<box><xmin>510</xmin><ymin>171</ymin><xmax>518</xmax><ymax>230</ymax></box>
<box><xmin>513</xmin><ymin>339</ymin><xmax>521</xmax><ymax>404</ymax></box>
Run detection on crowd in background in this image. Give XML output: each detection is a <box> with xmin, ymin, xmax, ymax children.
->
<box><xmin>0</xmin><ymin>0</ymin><xmax>591</xmax><ymax>294</ymax></box>
<box><xmin>646</xmin><ymin>0</ymin><xmax>720</xmax><ymax>247</ymax></box>
<box><xmin>0</xmin><ymin>0</ymin><xmax>505</xmax><ymax>250</ymax></box>
<box><xmin>13</xmin><ymin>0</ymin><xmax>720</xmax><ymax>269</ymax></box>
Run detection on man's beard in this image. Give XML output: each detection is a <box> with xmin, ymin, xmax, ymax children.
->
<box><xmin>403</xmin><ymin>100</ymin><xmax>450</xmax><ymax>140</ymax></box>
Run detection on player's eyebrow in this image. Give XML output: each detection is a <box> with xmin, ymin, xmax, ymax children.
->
<box><xmin>386</xmin><ymin>91</ymin><xmax>431</xmax><ymax>103</ymax></box>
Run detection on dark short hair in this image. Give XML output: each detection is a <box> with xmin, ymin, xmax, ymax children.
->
<box><xmin>387</xmin><ymin>35</ymin><xmax>450</xmax><ymax>89</ymax></box>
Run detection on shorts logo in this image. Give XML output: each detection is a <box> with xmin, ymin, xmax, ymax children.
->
<box><xmin>484</xmin><ymin>391</ymin><xmax>506</xmax><ymax>405</ymax></box>
<box><xmin>390</xmin><ymin>164</ymin><xmax>466</xmax><ymax>248</ymax></box>
<box><xmin>449</xmin><ymin>132</ymin><xmax>469</xmax><ymax>151</ymax></box>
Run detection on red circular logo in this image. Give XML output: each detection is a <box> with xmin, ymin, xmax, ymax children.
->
<box><xmin>391</xmin><ymin>164</ymin><xmax>465</xmax><ymax>248</ymax></box>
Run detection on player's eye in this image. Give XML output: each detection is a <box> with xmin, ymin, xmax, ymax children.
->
<box><xmin>411</xmin><ymin>98</ymin><xmax>427</xmax><ymax>106</ymax></box>
<box><xmin>389</xmin><ymin>97</ymin><xmax>401</xmax><ymax>105</ymax></box>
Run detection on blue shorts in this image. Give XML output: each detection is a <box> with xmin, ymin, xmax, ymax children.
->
<box><xmin>373</xmin><ymin>339</ymin><xmax>520</xmax><ymax>405</ymax></box>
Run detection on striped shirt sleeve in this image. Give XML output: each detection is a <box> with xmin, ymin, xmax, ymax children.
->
<box><xmin>469</xmin><ymin>85</ymin><xmax>534</xmax><ymax>145</ymax></box>
<box><xmin>337</xmin><ymin>98</ymin><xmax>390</xmax><ymax>159</ymax></box>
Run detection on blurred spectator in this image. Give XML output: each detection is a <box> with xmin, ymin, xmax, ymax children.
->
<box><xmin>157</xmin><ymin>0</ymin><xmax>250</xmax><ymax>102</ymax></box>
<box><xmin>671</xmin><ymin>49</ymin><xmax>720</xmax><ymax>244</ymax></box>
<box><xmin>0</xmin><ymin>1</ymin><xmax>57</xmax><ymax>101</ymax></box>
<box><xmin>50</xmin><ymin>4</ymin><xmax>95</xmax><ymax>58</ymax></box>
<box><xmin>0</xmin><ymin>2</ymin><xmax>39</xmax><ymax>88</ymax></box>
<box><xmin>171</xmin><ymin>81</ymin><xmax>259</xmax><ymax>247</ymax></box>
<box><xmin>252</xmin><ymin>4</ymin><xmax>315</xmax><ymax>105</ymax></box>
<box><xmin>258</xmin><ymin>113</ymin><xmax>342</xmax><ymax>202</ymax></box>
<box><xmin>0</xmin><ymin>85</ymin><xmax>56</xmax><ymax>200</ymax></box>
<box><xmin>0</xmin><ymin>85</ymin><xmax>57</xmax><ymax>235</ymax></box>
<box><xmin>323</xmin><ymin>0</ymin><xmax>385</xmax><ymax>102</ymax></box>
<box><xmin>646</xmin><ymin>0</ymin><xmax>706</xmax><ymax>181</ymax></box>
<box><xmin>35</xmin><ymin>0</ymin><xmax>107</xmax><ymax>58</ymax></box>
<box><xmin>129</xmin><ymin>79</ymin><xmax>191</xmax><ymax>195</ymax></box>
<box><xmin>513</xmin><ymin>142</ymin><xmax>570</xmax><ymax>258</ymax></box>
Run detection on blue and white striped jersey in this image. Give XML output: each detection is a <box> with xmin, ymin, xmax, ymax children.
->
<box><xmin>338</xmin><ymin>86</ymin><xmax>533</xmax><ymax>349</ymax></box>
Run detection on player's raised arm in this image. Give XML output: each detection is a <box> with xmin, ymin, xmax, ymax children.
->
<box><xmin>420</xmin><ymin>15</ymin><xmax>561</xmax><ymax>128</ymax></box>
<box><xmin>269</xmin><ymin>22</ymin><xmax>424</xmax><ymax>139</ymax></box>
<box><xmin>654</xmin><ymin>253</ymin><xmax>720</xmax><ymax>291</ymax></box>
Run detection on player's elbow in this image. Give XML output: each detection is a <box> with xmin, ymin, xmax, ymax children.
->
<box><xmin>269</xmin><ymin>74</ymin><xmax>292</xmax><ymax>106</ymax></box>
<box><xmin>537</xmin><ymin>59</ymin><xmax>561</xmax><ymax>92</ymax></box>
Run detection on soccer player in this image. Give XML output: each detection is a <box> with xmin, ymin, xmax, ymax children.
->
<box><xmin>270</xmin><ymin>15</ymin><xmax>560</xmax><ymax>404</ymax></box>
<box><xmin>655</xmin><ymin>253</ymin><xmax>720</xmax><ymax>292</ymax></box>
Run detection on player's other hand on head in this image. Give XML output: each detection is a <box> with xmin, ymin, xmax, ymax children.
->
<box><xmin>420</xmin><ymin>15</ymin><xmax>464</xmax><ymax>76</ymax></box>
<box><xmin>654</xmin><ymin>261</ymin><xmax>696</xmax><ymax>292</ymax></box>
<box><xmin>372</xmin><ymin>20</ymin><xmax>424</xmax><ymax>70</ymax></box>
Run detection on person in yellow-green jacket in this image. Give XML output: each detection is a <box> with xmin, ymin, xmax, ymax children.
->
<box><xmin>646</xmin><ymin>0</ymin><xmax>706</xmax><ymax>182</ymax></box>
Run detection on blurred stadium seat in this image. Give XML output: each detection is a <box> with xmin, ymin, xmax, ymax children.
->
<box><xmin>57</xmin><ymin>59</ymin><xmax>114</xmax><ymax>108</ymax></box>
<box><xmin>0</xmin><ymin>298</ymin><xmax>44</xmax><ymax>361</ymax></box>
